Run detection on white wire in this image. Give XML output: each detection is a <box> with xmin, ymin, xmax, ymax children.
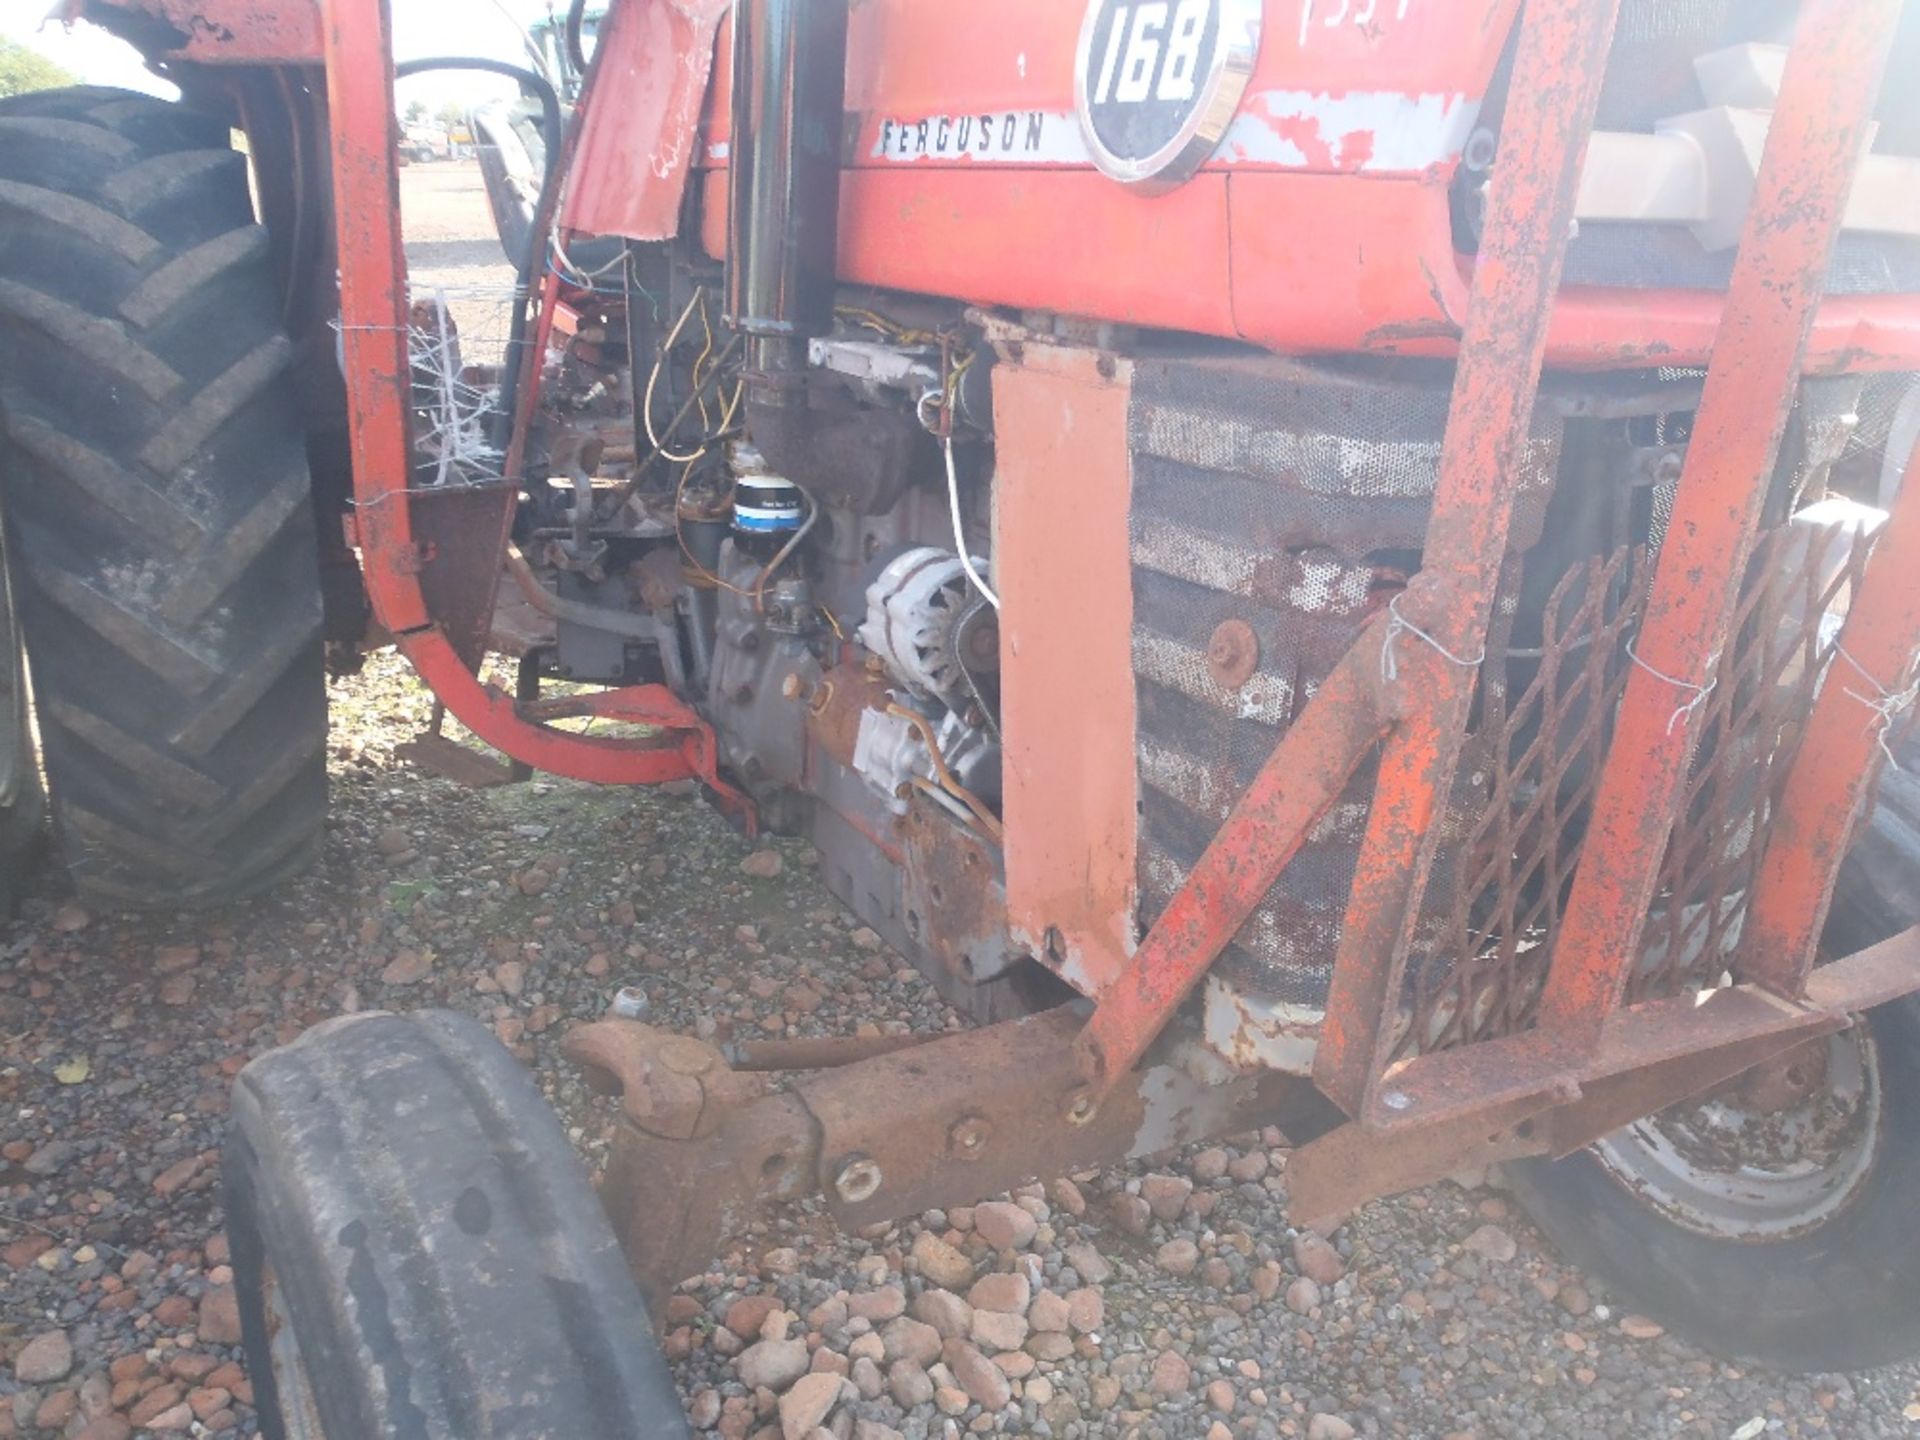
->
<box><xmin>643</xmin><ymin>291</ymin><xmax>716</xmax><ymax>464</ymax></box>
<box><xmin>943</xmin><ymin>434</ymin><xmax>999</xmax><ymax>610</ymax></box>
<box><xmin>552</xmin><ymin>228</ymin><xmax>629</xmax><ymax>288</ymax></box>
<box><xmin>1380</xmin><ymin>591</ymin><xmax>1485</xmax><ymax>683</ymax></box>
<box><xmin>333</xmin><ymin>284</ymin><xmax>509</xmax><ymax>484</ymax></box>
<box><xmin>1627</xmin><ymin>641</ymin><xmax>1723</xmax><ymax>737</ymax></box>
<box><xmin>1836</xmin><ymin>645</ymin><xmax>1920</xmax><ymax>770</ymax></box>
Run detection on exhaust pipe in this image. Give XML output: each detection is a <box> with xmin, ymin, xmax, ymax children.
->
<box><xmin>726</xmin><ymin>0</ymin><xmax>926</xmax><ymax>513</ymax></box>
<box><xmin>726</xmin><ymin>0</ymin><xmax>848</xmax><ymax>390</ymax></box>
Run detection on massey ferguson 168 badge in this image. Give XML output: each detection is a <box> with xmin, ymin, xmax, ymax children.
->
<box><xmin>1075</xmin><ymin>0</ymin><xmax>1262</xmax><ymax>189</ymax></box>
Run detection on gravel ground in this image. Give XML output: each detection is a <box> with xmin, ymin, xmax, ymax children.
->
<box><xmin>6</xmin><ymin>165</ymin><xmax>1920</xmax><ymax>1440</ymax></box>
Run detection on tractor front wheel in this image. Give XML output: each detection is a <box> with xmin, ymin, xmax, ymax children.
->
<box><xmin>226</xmin><ymin>1010</ymin><xmax>692</xmax><ymax>1439</ymax></box>
<box><xmin>0</xmin><ymin>86</ymin><xmax>328</xmax><ymax>907</ymax></box>
<box><xmin>1508</xmin><ymin>997</ymin><xmax>1920</xmax><ymax>1371</ymax></box>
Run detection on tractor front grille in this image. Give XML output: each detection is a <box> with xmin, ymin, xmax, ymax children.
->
<box><xmin>1127</xmin><ymin>354</ymin><xmax>1559</xmax><ymax>1009</ymax></box>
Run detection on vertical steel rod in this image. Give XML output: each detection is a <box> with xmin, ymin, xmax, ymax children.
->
<box><xmin>1310</xmin><ymin>0</ymin><xmax>1626</xmax><ymax>1115</ymax></box>
<box><xmin>1536</xmin><ymin>0</ymin><xmax>1903</xmax><ymax>1043</ymax></box>
<box><xmin>1741</xmin><ymin>430</ymin><xmax>1920</xmax><ymax>995</ymax></box>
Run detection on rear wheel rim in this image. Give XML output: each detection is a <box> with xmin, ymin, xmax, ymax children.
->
<box><xmin>1591</xmin><ymin>1028</ymin><xmax>1883</xmax><ymax>1240</ymax></box>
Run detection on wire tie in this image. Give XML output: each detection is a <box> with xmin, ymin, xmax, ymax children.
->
<box><xmin>1627</xmin><ymin>640</ymin><xmax>1723</xmax><ymax>737</ymax></box>
<box><xmin>1836</xmin><ymin>645</ymin><xmax>1920</xmax><ymax>771</ymax></box>
<box><xmin>1381</xmin><ymin>592</ymin><xmax>1486</xmax><ymax>685</ymax></box>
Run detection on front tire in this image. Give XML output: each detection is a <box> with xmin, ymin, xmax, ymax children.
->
<box><xmin>1508</xmin><ymin>996</ymin><xmax>1920</xmax><ymax>1371</ymax></box>
<box><xmin>0</xmin><ymin>87</ymin><xmax>328</xmax><ymax>907</ymax></box>
<box><xmin>226</xmin><ymin>1010</ymin><xmax>691</xmax><ymax>1439</ymax></box>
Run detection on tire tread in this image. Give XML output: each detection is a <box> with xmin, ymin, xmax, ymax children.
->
<box><xmin>0</xmin><ymin>86</ymin><xmax>326</xmax><ymax>909</ymax></box>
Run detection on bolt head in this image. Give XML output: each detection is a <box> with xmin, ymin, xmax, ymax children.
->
<box><xmin>833</xmin><ymin>1156</ymin><xmax>884</xmax><ymax>1204</ymax></box>
<box><xmin>948</xmin><ymin>1116</ymin><xmax>992</xmax><ymax>1158</ymax></box>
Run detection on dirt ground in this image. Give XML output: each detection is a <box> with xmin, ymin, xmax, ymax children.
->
<box><xmin>4</xmin><ymin>161</ymin><xmax>1920</xmax><ymax>1440</ymax></box>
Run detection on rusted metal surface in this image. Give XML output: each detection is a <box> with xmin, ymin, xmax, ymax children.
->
<box><xmin>1205</xmin><ymin>620</ymin><xmax>1261</xmax><ymax>692</ymax></box>
<box><xmin>1397</xmin><ymin>548</ymin><xmax>1643</xmax><ymax>1057</ymax></box>
<box><xmin>1743</xmin><ymin>435</ymin><xmax>1920</xmax><ymax>995</ymax></box>
<box><xmin>1380</xmin><ymin>974</ymin><xmax>1858</xmax><ymax>1135</ymax></box>
<box><xmin>1628</xmin><ymin>523</ymin><xmax>1881</xmax><ymax>1004</ymax></box>
<box><xmin>1287</xmin><ymin>1092</ymin><xmax>1553</xmax><ymax>1234</ymax></box>
<box><xmin>581</xmin><ymin>1007</ymin><xmax>1337</xmax><ymax>1297</ymax></box>
<box><xmin>597</xmin><ymin>1090</ymin><xmax>818</xmax><ymax>1305</ymax></box>
<box><xmin>801</xmin><ymin>1009</ymin><xmax>1322</xmax><ymax>1230</ymax></box>
<box><xmin>78</xmin><ymin>0</ymin><xmax>323</xmax><ymax>62</ymax></box>
<box><xmin>1074</xmin><ymin>648</ymin><xmax>1389</xmax><ymax>1090</ymax></box>
<box><xmin>992</xmin><ymin>339</ymin><xmax>1141</xmax><ymax>996</ymax></box>
<box><xmin>802</xmin><ymin>661</ymin><xmax>894</xmax><ymax>771</ymax></box>
<box><xmin>900</xmin><ymin>795</ymin><xmax>1016</xmax><ymax>988</ymax></box>
<box><xmin>1804</xmin><ymin>923</ymin><xmax>1920</xmax><ymax>1015</ymax></box>
<box><xmin>1310</xmin><ymin>0</ymin><xmax>1626</xmax><ymax>1118</ymax></box>
<box><xmin>559</xmin><ymin>0</ymin><xmax>732</xmax><ymax>243</ymax></box>
<box><xmin>720</xmin><ymin>1033</ymin><xmax>937</xmax><ymax>1073</ymax></box>
<box><xmin>563</xmin><ymin>1022</ymin><xmax>768</xmax><ymax>1141</ymax></box>
<box><xmin>1396</xmin><ymin>519</ymin><xmax>1886</xmax><ymax>1058</ymax></box>
<box><xmin>1288</xmin><ymin>984</ymin><xmax>1853</xmax><ymax>1229</ymax></box>
<box><xmin>407</xmin><ymin>483</ymin><xmax>519</xmax><ymax>673</ymax></box>
<box><xmin>1545</xmin><ymin>1024</ymin><xmax>1845</xmax><ymax>1162</ymax></box>
<box><xmin>1125</xmin><ymin>353</ymin><xmax>1546</xmax><ymax>1031</ymax></box>
<box><xmin>580</xmin><ymin>962</ymin><xmax>1920</xmax><ymax>1295</ymax></box>
<box><xmin>1537</xmin><ymin>0</ymin><xmax>1905</xmax><ymax>1046</ymax></box>
<box><xmin>392</xmin><ymin>734</ymin><xmax>518</xmax><ymax>788</ymax></box>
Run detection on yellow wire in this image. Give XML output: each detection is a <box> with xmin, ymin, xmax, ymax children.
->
<box><xmin>646</xmin><ymin>290</ymin><xmax>728</xmax><ymax>465</ymax></box>
<box><xmin>834</xmin><ymin>304</ymin><xmax>938</xmax><ymax>346</ymax></box>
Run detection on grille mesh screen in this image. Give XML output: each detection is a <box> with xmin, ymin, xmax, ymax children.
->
<box><xmin>1128</xmin><ymin>355</ymin><xmax>1560</xmax><ymax>1008</ymax></box>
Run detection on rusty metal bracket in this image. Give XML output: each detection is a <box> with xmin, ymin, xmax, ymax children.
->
<box><xmin>1285</xmin><ymin>929</ymin><xmax>1920</xmax><ymax>1227</ymax></box>
<box><xmin>573</xmin><ymin>1009</ymin><xmax>1338</xmax><ymax>1300</ymax></box>
<box><xmin>563</xmin><ymin>1022</ymin><xmax>769</xmax><ymax>1141</ymax></box>
<box><xmin>575</xmin><ymin>929</ymin><xmax>1920</xmax><ymax>1302</ymax></box>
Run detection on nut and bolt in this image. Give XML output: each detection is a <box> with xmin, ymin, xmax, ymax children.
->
<box><xmin>608</xmin><ymin>987</ymin><xmax>650</xmax><ymax>1020</ymax></box>
<box><xmin>948</xmin><ymin>1116</ymin><xmax>992</xmax><ymax>1158</ymax></box>
<box><xmin>832</xmin><ymin>1155</ymin><xmax>884</xmax><ymax>1205</ymax></box>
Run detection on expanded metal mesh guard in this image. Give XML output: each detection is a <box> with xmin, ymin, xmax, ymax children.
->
<box><xmin>1397</xmin><ymin>518</ymin><xmax>1884</xmax><ymax>1059</ymax></box>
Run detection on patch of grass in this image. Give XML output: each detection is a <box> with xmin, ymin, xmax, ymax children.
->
<box><xmin>386</xmin><ymin>878</ymin><xmax>442</xmax><ymax>908</ymax></box>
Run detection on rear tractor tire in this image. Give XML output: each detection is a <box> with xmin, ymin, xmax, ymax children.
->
<box><xmin>226</xmin><ymin>1010</ymin><xmax>692</xmax><ymax>1439</ymax></box>
<box><xmin>0</xmin><ymin>548</ymin><xmax>46</xmax><ymax>915</ymax></box>
<box><xmin>0</xmin><ymin>86</ymin><xmax>328</xmax><ymax>908</ymax></box>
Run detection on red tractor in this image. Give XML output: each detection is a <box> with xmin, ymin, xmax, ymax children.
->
<box><xmin>4</xmin><ymin>0</ymin><xmax>1920</xmax><ymax>1430</ymax></box>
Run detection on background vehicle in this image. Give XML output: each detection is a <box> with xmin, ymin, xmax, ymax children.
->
<box><xmin>3</xmin><ymin>0</ymin><xmax>1919</xmax><ymax>1430</ymax></box>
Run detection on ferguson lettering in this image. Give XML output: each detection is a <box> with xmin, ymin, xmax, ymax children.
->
<box><xmin>871</xmin><ymin>110</ymin><xmax>1069</xmax><ymax>162</ymax></box>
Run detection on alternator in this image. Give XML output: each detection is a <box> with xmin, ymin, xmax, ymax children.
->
<box><xmin>858</xmin><ymin>547</ymin><xmax>975</xmax><ymax>701</ymax></box>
